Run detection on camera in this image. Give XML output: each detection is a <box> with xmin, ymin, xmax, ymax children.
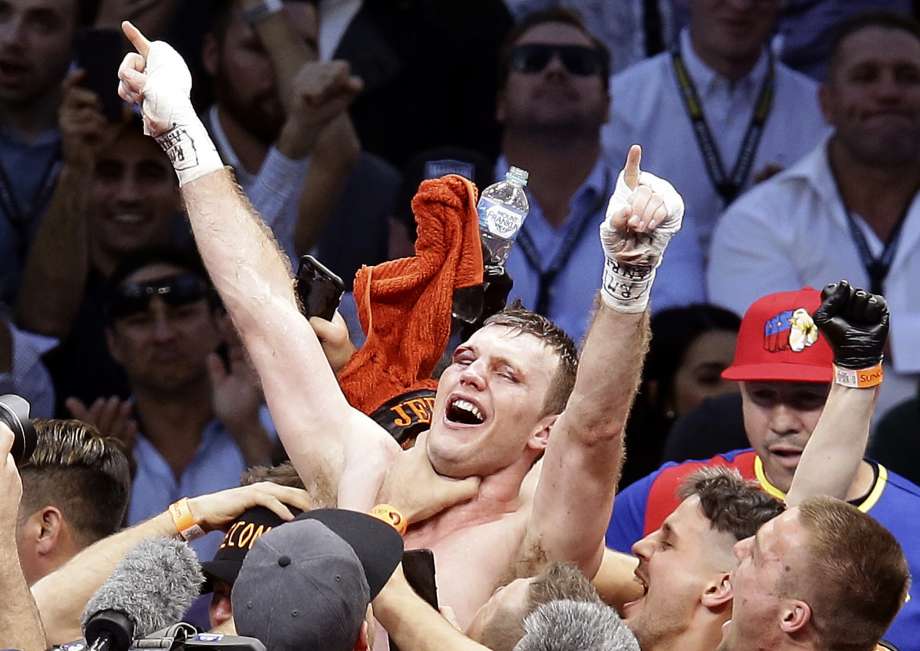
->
<box><xmin>0</xmin><ymin>394</ymin><xmax>35</xmax><ymax>464</ymax></box>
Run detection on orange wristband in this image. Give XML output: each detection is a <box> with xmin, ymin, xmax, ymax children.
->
<box><xmin>833</xmin><ymin>363</ymin><xmax>884</xmax><ymax>389</ymax></box>
<box><xmin>169</xmin><ymin>497</ymin><xmax>206</xmax><ymax>541</ymax></box>
<box><xmin>370</xmin><ymin>504</ymin><xmax>408</xmax><ymax>536</ymax></box>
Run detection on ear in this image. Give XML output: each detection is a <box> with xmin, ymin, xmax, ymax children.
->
<box><xmin>35</xmin><ymin>506</ymin><xmax>65</xmax><ymax>557</ymax></box>
<box><xmin>202</xmin><ymin>33</ymin><xmax>219</xmax><ymax>77</ymax></box>
<box><xmin>353</xmin><ymin>621</ymin><xmax>369</xmax><ymax>651</ymax></box>
<box><xmin>526</xmin><ymin>414</ymin><xmax>557</xmax><ymax>452</ymax></box>
<box><xmin>817</xmin><ymin>84</ymin><xmax>834</xmax><ymax>124</ymax></box>
<box><xmin>779</xmin><ymin>599</ymin><xmax>811</xmax><ymax>635</ymax></box>
<box><xmin>701</xmin><ymin>573</ymin><xmax>734</xmax><ymax>611</ymax></box>
<box><xmin>209</xmin><ymin>592</ymin><xmax>234</xmax><ymax>628</ymax></box>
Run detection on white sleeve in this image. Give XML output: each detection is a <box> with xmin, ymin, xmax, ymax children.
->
<box><xmin>248</xmin><ymin>147</ymin><xmax>311</xmax><ymax>264</ymax></box>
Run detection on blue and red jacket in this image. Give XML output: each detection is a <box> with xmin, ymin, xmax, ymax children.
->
<box><xmin>606</xmin><ymin>449</ymin><xmax>920</xmax><ymax>651</ymax></box>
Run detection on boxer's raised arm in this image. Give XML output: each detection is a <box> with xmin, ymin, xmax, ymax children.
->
<box><xmin>526</xmin><ymin>147</ymin><xmax>684</xmax><ymax>577</ymax></box>
<box><xmin>787</xmin><ymin>282</ymin><xmax>888</xmax><ymax>507</ymax></box>
<box><xmin>115</xmin><ymin>22</ymin><xmax>398</xmax><ymax>488</ymax></box>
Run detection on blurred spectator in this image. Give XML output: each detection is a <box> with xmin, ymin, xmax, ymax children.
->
<box><xmin>201</xmin><ymin>0</ymin><xmax>399</xmax><ymax>286</ymax></box>
<box><xmin>101</xmin><ymin>248</ymin><xmax>274</xmax><ymax>561</ymax></box>
<box><xmin>708</xmin><ymin>12</ymin><xmax>920</xmax><ymax>418</ymax></box>
<box><xmin>660</xmin><ymin>392</ymin><xmax>747</xmax><ymax>465</ymax></box>
<box><xmin>602</xmin><ymin>0</ymin><xmax>829</xmax><ymax>261</ymax></box>
<box><xmin>17</xmin><ymin>109</ymin><xmax>187</xmax><ymax>414</ymax></box>
<box><xmin>620</xmin><ymin>304</ymin><xmax>740</xmax><ymax>486</ymax></box>
<box><xmin>0</xmin><ymin>318</ymin><xmax>55</xmax><ymax>417</ymax></box>
<box><xmin>497</xmin><ymin>8</ymin><xmax>705</xmax><ymax>344</ymax></box>
<box><xmin>775</xmin><ymin>0</ymin><xmax>914</xmax><ymax>81</ymax></box>
<box><xmin>0</xmin><ymin>0</ymin><xmax>78</xmax><ymax>304</ymax></box>
<box><xmin>504</xmin><ymin>0</ymin><xmax>677</xmax><ymax>74</ymax></box>
<box><xmin>607</xmin><ymin>286</ymin><xmax>920</xmax><ymax>649</ymax></box>
<box><xmin>869</xmin><ymin>381</ymin><xmax>920</xmax><ymax>486</ymax></box>
<box><xmin>16</xmin><ymin>418</ymin><xmax>130</xmax><ymax>585</ymax></box>
<box><xmin>328</xmin><ymin>0</ymin><xmax>513</xmax><ymax>167</ymax></box>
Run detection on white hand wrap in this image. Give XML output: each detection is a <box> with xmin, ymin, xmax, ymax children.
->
<box><xmin>140</xmin><ymin>41</ymin><xmax>223</xmax><ymax>186</ymax></box>
<box><xmin>599</xmin><ymin>169</ymin><xmax>684</xmax><ymax>312</ymax></box>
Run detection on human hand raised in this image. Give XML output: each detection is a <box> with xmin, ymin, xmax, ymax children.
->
<box><xmin>813</xmin><ymin>280</ymin><xmax>889</xmax><ymax>372</ymax></box>
<box><xmin>59</xmin><ymin>70</ymin><xmax>117</xmax><ymax>170</ymax></box>
<box><xmin>117</xmin><ymin>21</ymin><xmax>223</xmax><ymax>185</ymax></box>
<box><xmin>187</xmin><ymin>481</ymin><xmax>312</xmax><ymax>533</ymax></box>
<box><xmin>599</xmin><ymin>145</ymin><xmax>683</xmax><ymax>312</ymax></box>
<box><xmin>65</xmin><ymin>396</ymin><xmax>138</xmax><ymax>453</ymax></box>
<box><xmin>277</xmin><ymin>61</ymin><xmax>364</xmax><ymax>160</ymax></box>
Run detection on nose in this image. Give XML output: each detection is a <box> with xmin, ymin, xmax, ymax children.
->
<box><xmin>458</xmin><ymin>361</ymin><xmax>487</xmax><ymax>391</ymax></box>
<box><xmin>114</xmin><ymin>171</ymin><xmax>143</xmax><ymax>207</ymax></box>
<box><xmin>632</xmin><ymin>535</ymin><xmax>653</xmax><ymax>561</ymax></box>
<box><xmin>767</xmin><ymin>403</ymin><xmax>802</xmax><ymax>437</ymax></box>
<box><xmin>149</xmin><ymin>300</ymin><xmax>177</xmax><ymax>343</ymax></box>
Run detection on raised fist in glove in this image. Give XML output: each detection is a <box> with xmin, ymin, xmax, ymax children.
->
<box><xmin>117</xmin><ymin>21</ymin><xmax>223</xmax><ymax>185</ymax></box>
<box><xmin>813</xmin><ymin>280</ymin><xmax>889</xmax><ymax>370</ymax></box>
<box><xmin>599</xmin><ymin>145</ymin><xmax>684</xmax><ymax>312</ymax></box>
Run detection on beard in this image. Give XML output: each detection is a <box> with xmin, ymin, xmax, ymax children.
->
<box><xmin>213</xmin><ymin>66</ymin><xmax>285</xmax><ymax>145</ymax></box>
<box><xmin>837</xmin><ymin>121</ymin><xmax>920</xmax><ymax>168</ymax></box>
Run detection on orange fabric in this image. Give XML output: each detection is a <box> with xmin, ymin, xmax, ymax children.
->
<box><xmin>339</xmin><ymin>175</ymin><xmax>483</xmax><ymax>415</ymax></box>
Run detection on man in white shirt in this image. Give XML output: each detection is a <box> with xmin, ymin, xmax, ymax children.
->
<box><xmin>602</xmin><ymin>0</ymin><xmax>828</xmax><ymax>259</ymax></box>
<box><xmin>708</xmin><ymin>12</ymin><xmax>920</xmax><ymax>417</ymax></box>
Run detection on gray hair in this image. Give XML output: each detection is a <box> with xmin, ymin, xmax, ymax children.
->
<box><xmin>513</xmin><ymin>599</ymin><xmax>640</xmax><ymax>651</ymax></box>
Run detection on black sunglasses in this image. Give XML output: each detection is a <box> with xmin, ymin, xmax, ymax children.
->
<box><xmin>509</xmin><ymin>43</ymin><xmax>605</xmax><ymax>77</ymax></box>
<box><xmin>107</xmin><ymin>273</ymin><xmax>211</xmax><ymax>322</ymax></box>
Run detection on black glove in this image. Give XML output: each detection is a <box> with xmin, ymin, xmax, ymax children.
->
<box><xmin>813</xmin><ymin>280</ymin><xmax>889</xmax><ymax>369</ymax></box>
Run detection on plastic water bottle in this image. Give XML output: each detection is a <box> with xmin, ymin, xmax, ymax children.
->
<box><xmin>477</xmin><ymin>166</ymin><xmax>530</xmax><ymax>269</ymax></box>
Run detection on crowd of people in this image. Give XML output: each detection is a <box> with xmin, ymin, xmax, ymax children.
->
<box><xmin>1</xmin><ymin>1</ymin><xmax>920</xmax><ymax>650</ymax></box>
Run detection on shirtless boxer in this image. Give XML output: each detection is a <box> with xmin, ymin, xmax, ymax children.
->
<box><xmin>115</xmin><ymin>21</ymin><xmax>684</xmax><ymax>632</ymax></box>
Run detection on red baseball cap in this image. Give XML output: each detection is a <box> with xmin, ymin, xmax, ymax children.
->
<box><xmin>721</xmin><ymin>288</ymin><xmax>833</xmax><ymax>383</ymax></box>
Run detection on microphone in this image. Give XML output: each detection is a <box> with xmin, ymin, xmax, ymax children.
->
<box><xmin>81</xmin><ymin>537</ymin><xmax>204</xmax><ymax>651</ymax></box>
<box><xmin>0</xmin><ymin>394</ymin><xmax>35</xmax><ymax>464</ymax></box>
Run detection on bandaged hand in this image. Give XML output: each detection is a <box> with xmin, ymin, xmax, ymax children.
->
<box><xmin>117</xmin><ymin>21</ymin><xmax>223</xmax><ymax>186</ymax></box>
<box><xmin>599</xmin><ymin>145</ymin><xmax>684</xmax><ymax>313</ymax></box>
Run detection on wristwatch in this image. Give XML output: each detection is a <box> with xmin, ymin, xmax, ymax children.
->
<box><xmin>241</xmin><ymin>0</ymin><xmax>283</xmax><ymax>25</ymax></box>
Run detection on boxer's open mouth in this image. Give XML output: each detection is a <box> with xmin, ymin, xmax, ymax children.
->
<box><xmin>446</xmin><ymin>397</ymin><xmax>485</xmax><ymax>425</ymax></box>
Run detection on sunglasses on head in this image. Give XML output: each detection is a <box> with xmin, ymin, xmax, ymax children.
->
<box><xmin>509</xmin><ymin>43</ymin><xmax>605</xmax><ymax>77</ymax></box>
<box><xmin>107</xmin><ymin>273</ymin><xmax>210</xmax><ymax>322</ymax></box>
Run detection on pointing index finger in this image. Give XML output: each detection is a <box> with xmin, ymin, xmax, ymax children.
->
<box><xmin>122</xmin><ymin>20</ymin><xmax>151</xmax><ymax>58</ymax></box>
<box><xmin>623</xmin><ymin>144</ymin><xmax>642</xmax><ymax>190</ymax></box>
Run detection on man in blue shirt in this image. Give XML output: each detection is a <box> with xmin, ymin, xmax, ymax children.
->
<box><xmin>496</xmin><ymin>8</ymin><xmax>705</xmax><ymax>345</ymax></box>
<box><xmin>102</xmin><ymin>248</ymin><xmax>274</xmax><ymax>562</ymax></box>
<box><xmin>0</xmin><ymin>0</ymin><xmax>79</xmax><ymax>304</ymax></box>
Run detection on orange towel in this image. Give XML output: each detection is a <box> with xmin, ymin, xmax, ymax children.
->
<box><xmin>338</xmin><ymin>175</ymin><xmax>484</xmax><ymax>426</ymax></box>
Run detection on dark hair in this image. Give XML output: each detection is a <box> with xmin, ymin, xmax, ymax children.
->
<box><xmin>497</xmin><ymin>8</ymin><xmax>611</xmax><ymax>92</ymax></box>
<box><xmin>645</xmin><ymin>304</ymin><xmax>741</xmax><ymax>406</ymax></box>
<box><xmin>679</xmin><ymin>467</ymin><xmax>785</xmax><ymax>541</ymax></box>
<box><xmin>483</xmin><ymin>301</ymin><xmax>578</xmax><ymax>416</ymax></box>
<box><xmin>19</xmin><ymin>419</ymin><xmax>131</xmax><ymax>545</ymax></box>
<box><xmin>796</xmin><ymin>497</ymin><xmax>910</xmax><ymax>651</ymax></box>
<box><xmin>828</xmin><ymin>11</ymin><xmax>920</xmax><ymax>78</ymax></box>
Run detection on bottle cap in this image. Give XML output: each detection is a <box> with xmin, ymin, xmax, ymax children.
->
<box><xmin>507</xmin><ymin>166</ymin><xmax>529</xmax><ymax>186</ymax></box>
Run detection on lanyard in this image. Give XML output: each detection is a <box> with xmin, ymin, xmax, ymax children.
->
<box><xmin>831</xmin><ymin>175</ymin><xmax>912</xmax><ymax>296</ymax></box>
<box><xmin>515</xmin><ymin>169</ymin><xmax>612</xmax><ymax>316</ymax></box>
<box><xmin>671</xmin><ymin>48</ymin><xmax>775</xmax><ymax>204</ymax></box>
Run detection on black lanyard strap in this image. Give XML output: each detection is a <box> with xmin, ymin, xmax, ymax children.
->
<box><xmin>516</xmin><ymin>169</ymin><xmax>613</xmax><ymax>316</ymax></box>
<box><xmin>832</xmin><ymin>174</ymin><xmax>913</xmax><ymax>296</ymax></box>
<box><xmin>671</xmin><ymin>48</ymin><xmax>775</xmax><ymax>204</ymax></box>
